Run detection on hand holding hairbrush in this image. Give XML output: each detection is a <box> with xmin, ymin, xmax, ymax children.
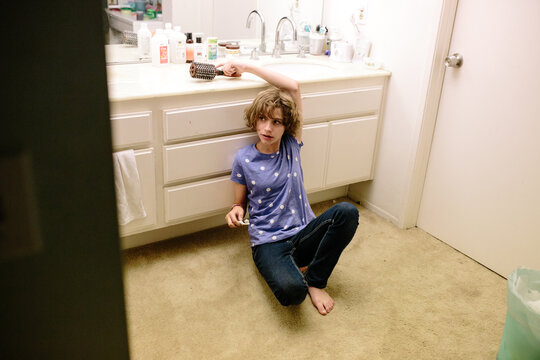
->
<box><xmin>189</xmin><ymin>62</ymin><xmax>225</xmax><ymax>80</ymax></box>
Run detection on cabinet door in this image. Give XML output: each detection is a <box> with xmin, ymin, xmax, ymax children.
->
<box><xmin>326</xmin><ymin>116</ymin><xmax>378</xmax><ymax>187</ymax></box>
<box><xmin>164</xmin><ymin>175</ymin><xmax>234</xmax><ymax>223</ymax></box>
<box><xmin>110</xmin><ymin>111</ymin><xmax>152</xmax><ymax>149</ymax></box>
<box><xmin>301</xmin><ymin>123</ymin><xmax>329</xmax><ymax>193</ymax></box>
<box><xmin>303</xmin><ymin>87</ymin><xmax>383</xmax><ymax>122</ymax></box>
<box><xmin>163</xmin><ymin>133</ymin><xmax>258</xmax><ymax>184</ymax></box>
<box><xmin>119</xmin><ymin>148</ymin><xmax>157</xmax><ymax>235</ymax></box>
<box><xmin>163</xmin><ymin>100</ymin><xmax>252</xmax><ymax>142</ymax></box>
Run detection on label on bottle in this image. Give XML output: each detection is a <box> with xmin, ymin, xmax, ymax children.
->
<box><xmin>208</xmin><ymin>44</ymin><xmax>217</xmax><ymax>60</ymax></box>
<box><xmin>159</xmin><ymin>45</ymin><xmax>168</xmax><ymax>64</ymax></box>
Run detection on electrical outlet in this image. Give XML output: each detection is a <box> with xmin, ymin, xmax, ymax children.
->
<box><xmin>354</xmin><ymin>5</ymin><xmax>367</xmax><ymax>25</ymax></box>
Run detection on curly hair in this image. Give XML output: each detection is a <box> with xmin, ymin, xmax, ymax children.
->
<box><xmin>244</xmin><ymin>86</ymin><xmax>301</xmax><ymax>136</ymax></box>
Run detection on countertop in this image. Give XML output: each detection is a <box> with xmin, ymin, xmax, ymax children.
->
<box><xmin>106</xmin><ymin>55</ymin><xmax>391</xmax><ymax>102</ymax></box>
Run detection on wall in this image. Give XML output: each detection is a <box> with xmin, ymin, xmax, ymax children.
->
<box><xmin>323</xmin><ymin>0</ymin><xmax>444</xmax><ymax>227</ymax></box>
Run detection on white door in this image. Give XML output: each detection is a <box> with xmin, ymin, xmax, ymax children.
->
<box><xmin>417</xmin><ymin>0</ymin><xmax>540</xmax><ymax>277</ymax></box>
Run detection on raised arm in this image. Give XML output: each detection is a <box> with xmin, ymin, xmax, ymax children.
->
<box><xmin>217</xmin><ymin>62</ymin><xmax>304</xmax><ymax>143</ymax></box>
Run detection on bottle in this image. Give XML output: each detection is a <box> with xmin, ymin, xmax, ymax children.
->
<box><xmin>194</xmin><ymin>34</ymin><xmax>205</xmax><ymax>62</ymax></box>
<box><xmin>151</xmin><ymin>28</ymin><xmax>169</xmax><ymax>65</ymax></box>
<box><xmin>170</xmin><ymin>26</ymin><xmax>187</xmax><ymax>64</ymax></box>
<box><xmin>186</xmin><ymin>32</ymin><xmax>194</xmax><ymax>63</ymax></box>
<box><xmin>137</xmin><ymin>23</ymin><xmax>152</xmax><ymax>59</ymax></box>
<box><xmin>163</xmin><ymin>22</ymin><xmax>173</xmax><ymax>40</ymax></box>
<box><xmin>207</xmin><ymin>37</ymin><xmax>218</xmax><ymax>61</ymax></box>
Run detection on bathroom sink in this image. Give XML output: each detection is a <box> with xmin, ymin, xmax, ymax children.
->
<box><xmin>262</xmin><ymin>62</ymin><xmax>338</xmax><ymax>78</ymax></box>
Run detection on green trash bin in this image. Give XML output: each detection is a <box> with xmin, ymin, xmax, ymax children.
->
<box><xmin>497</xmin><ymin>267</ymin><xmax>540</xmax><ymax>360</ymax></box>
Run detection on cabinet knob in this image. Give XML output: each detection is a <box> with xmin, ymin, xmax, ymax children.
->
<box><xmin>444</xmin><ymin>53</ymin><xmax>463</xmax><ymax>68</ymax></box>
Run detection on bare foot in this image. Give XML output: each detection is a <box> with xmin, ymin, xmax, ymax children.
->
<box><xmin>308</xmin><ymin>286</ymin><xmax>334</xmax><ymax>315</ymax></box>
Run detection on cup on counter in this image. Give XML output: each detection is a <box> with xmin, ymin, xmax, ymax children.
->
<box><xmin>309</xmin><ymin>33</ymin><xmax>325</xmax><ymax>55</ymax></box>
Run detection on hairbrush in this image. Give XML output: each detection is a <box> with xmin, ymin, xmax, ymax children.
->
<box><xmin>189</xmin><ymin>62</ymin><xmax>225</xmax><ymax>80</ymax></box>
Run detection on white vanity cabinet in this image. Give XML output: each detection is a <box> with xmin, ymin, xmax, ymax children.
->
<box><xmin>107</xmin><ymin>62</ymin><xmax>389</xmax><ymax>248</ymax></box>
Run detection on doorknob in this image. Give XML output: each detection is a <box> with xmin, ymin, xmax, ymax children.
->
<box><xmin>444</xmin><ymin>53</ymin><xmax>463</xmax><ymax>68</ymax></box>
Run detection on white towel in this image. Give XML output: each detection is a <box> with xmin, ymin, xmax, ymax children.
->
<box><xmin>113</xmin><ymin>150</ymin><xmax>147</xmax><ymax>225</ymax></box>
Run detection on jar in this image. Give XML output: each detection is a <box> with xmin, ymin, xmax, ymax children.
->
<box><xmin>218</xmin><ymin>42</ymin><xmax>228</xmax><ymax>58</ymax></box>
<box><xmin>226</xmin><ymin>42</ymin><xmax>240</xmax><ymax>58</ymax></box>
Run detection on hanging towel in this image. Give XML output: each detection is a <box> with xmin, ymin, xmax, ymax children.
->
<box><xmin>113</xmin><ymin>150</ymin><xmax>147</xmax><ymax>225</ymax></box>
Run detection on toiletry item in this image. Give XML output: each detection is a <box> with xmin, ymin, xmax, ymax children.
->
<box><xmin>309</xmin><ymin>33</ymin><xmax>325</xmax><ymax>55</ymax></box>
<box><xmin>218</xmin><ymin>42</ymin><xmax>228</xmax><ymax>58</ymax></box>
<box><xmin>194</xmin><ymin>34</ymin><xmax>205</xmax><ymax>62</ymax></box>
<box><xmin>186</xmin><ymin>32</ymin><xmax>194</xmax><ymax>63</ymax></box>
<box><xmin>169</xmin><ymin>26</ymin><xmax>187</xmax><ymax>64</ymax></box>
<box><xmin>189</xmin><ymin>62</ymin><xmax>224</xmax><ymax>80</ymax></box>
<box><xmin>353</xmin><ymin>35</ymin><xmax>372</xmax><ymax>63</ymax></box>
<box><xmin>137</xmin><ymin>23</ymin><xmax>152</xmax><ymax>59</ymax></box>
<box><xmin>164</xmin><ymin>22</ymin><xmax>173</xmax><ymax>39</ymax></box>
<box><xmin>226</xmin><ymin>42</ymin><xmax>240</xmax><ymax>58</ymax></box>
<box><xmin>207</xmin><ymin>37</ymin><xmax>218</xmax><ymax>61</ymax></box>
<box><xmin>151</xmin><ymin>28</ymin><xmax>169</xmax><ymax>65</ymax></box>
<box><xmin>330</xmin><ymin>41</ymin><xmax>354</xmax><ymax>62</ymax></box>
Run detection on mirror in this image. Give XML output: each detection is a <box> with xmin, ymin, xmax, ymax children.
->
<box><xmin>104</xmin><ymin>0</ymin><xmax>323</xmax><ymax>64</ymax></box>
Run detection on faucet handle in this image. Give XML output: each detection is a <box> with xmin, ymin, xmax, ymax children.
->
<box><xmin>250</xmin><ymin>47</ymin><xmax>259</xmax><ymax>60</ymax></box>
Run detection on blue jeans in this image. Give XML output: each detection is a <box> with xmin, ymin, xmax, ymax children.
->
<box><xmin>251</xmin><ymin>202</ymin><xmax>359</xmax><ymax>306</ymax></box>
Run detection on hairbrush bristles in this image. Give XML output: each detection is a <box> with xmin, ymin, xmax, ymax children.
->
<box><xmin>189</xmin><ymin>62</ymin><xmax>224</xmax><ymax>80</ymax></box>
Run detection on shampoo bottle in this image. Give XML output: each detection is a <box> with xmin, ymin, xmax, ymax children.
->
<box><xmin>170</xmin><ymin>26</ymin><xmax>187</xmax><ymax>64</ymax></box>
<box><xmin>151</xmin><ymin>28</ymin><xmax>169</xmax><ymax>65</ymax></box>
<box><xmin>186</xmin><ymin>32</ymin><xmax>194</xmax><ymax>63</ymax></box>
<box><xmin>137</xmin><ymin>23</ymin><xmax>152</xmax><ymax>59</ymax></box>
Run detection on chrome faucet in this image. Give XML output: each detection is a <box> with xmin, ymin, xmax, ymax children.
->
<box><xmin>246</xmin><ymin>10</ymin><xmax>266</xmax><ymax>54</ymax></box>
<box><xmin>273</xmin><ymin>17</ymin><xmax>297</xmax><ymax>58</ymax></box>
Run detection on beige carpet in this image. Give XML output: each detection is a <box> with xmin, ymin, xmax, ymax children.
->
<box><xmin>122</xmin><ymin>198</ymin><xmax>507</xmax><ymax>359</ymax></box>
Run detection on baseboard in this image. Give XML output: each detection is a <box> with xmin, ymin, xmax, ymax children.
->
<box><xmin>348</xmin><ymin>191</ymin><xmax>402</xmax><ymax>228</ymax></box>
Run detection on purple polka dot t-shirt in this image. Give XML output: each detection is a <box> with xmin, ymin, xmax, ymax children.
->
<box><xmin>230</xmin><ymin>133</ymin><xmax>315</xmax><ymax>247</ymax></box>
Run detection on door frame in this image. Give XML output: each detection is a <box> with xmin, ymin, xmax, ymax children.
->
<box><xmin>400</xmin><ymin>0</ymin><xmax>459</xmax><ymax>228</ymax></box>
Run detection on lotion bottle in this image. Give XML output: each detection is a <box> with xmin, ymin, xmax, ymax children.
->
<box><xmin>186</xmin><ymin>32</ymin><xmax>194</xmax><ymax>63</ymax></box>
<box><xmin>151</xmin><ymin>28</ymin><xmax>169</xmax><ymax>65</ymax></box>
<box><xmin>170</xmin><ymin>26</ymin><xmax>187</xmax><ymax>64</ymax></box>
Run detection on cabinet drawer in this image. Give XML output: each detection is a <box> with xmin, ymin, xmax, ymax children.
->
<box><xmin>303</xmin><ymin>87</ymin><xmax>382</xmax><ymax>122</ymax></box>
<box><xmin>326</xmin><ymin>116</ymin><xmax>378</xmax><ymax>187</ymax></box>
<box><xmin>163</xmin><ymin>133</ymin><xmax>258</xmax><ymax>184</ymax></box>
<box><xmin>163</xmin><ymin>100</ymin><xmax>252</xmax><ymax>142</ymax></box>
<box><xmin>302</xmin><ymin>123</ymin><xmax>329</xmax><ymax>192</ymax></box>
<box><xmin>119</xmin><ymin>148</ymin><xmax>157</xmax><ymax>235</ymax></box>
<box><xmin>110</xmin><ymin>111</ymin><xmax>152</xmax><ymax>148</ymax></box>
<box><xmin>164</xmin><ymin>176</ymin><xmax>234</xmax><ymax>223</ymax></box>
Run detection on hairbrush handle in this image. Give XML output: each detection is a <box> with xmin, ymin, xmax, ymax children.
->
<box><xmin>189</xmin><ymin>62</ymin><xmax>225</xmax><ymax>80</ymax></box>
